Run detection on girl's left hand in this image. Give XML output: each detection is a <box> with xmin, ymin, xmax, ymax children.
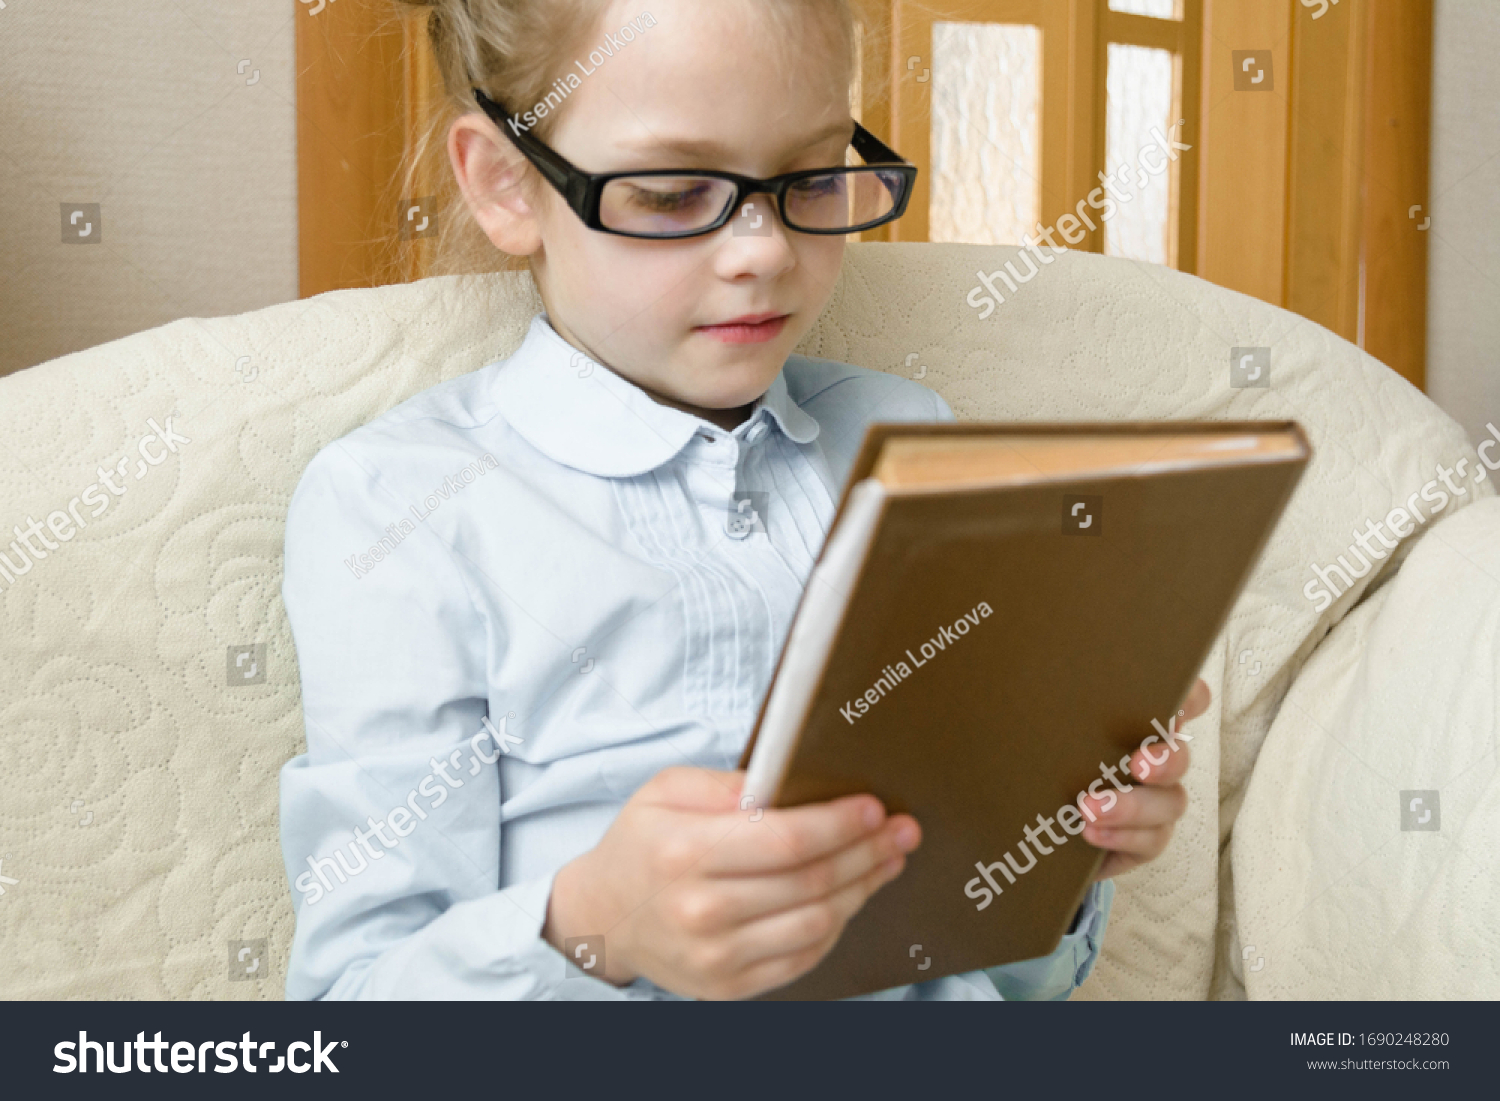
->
<box><xmin>1083</xmin><ymin>678</ymin><xmax>1210</xmax><ymax>880</ymax></box>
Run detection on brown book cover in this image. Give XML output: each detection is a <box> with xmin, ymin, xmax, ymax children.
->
<box><xmin>738</xmin><ymin>421</ymin><xmax>1310</xmax><ymax>1000</ymax></box>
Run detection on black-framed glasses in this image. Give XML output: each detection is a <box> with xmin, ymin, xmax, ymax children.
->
<box><xmin>472</xmin><ymin>88</ymin><xmax>918</xmax><ymax>240</ymax></box>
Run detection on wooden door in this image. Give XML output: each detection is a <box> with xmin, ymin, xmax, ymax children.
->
<box><xmin>296</xmin><ymin>1</ymin><xmax>441</xmax><ymax>296</ymax></box>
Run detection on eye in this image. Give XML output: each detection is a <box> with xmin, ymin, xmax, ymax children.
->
<box><xmin>791</xmin><ymin>174</ymin><xmax>846</xmax><ymax>200</ymax></box>
<box><xmin>621</xmin><ymin>179</ymin><xmax>719</xmax><ymax>214</ymax></box>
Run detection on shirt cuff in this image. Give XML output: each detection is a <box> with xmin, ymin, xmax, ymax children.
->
<box><xmin>325</xmin><ymin>873</ymin><xmax>652</xmax><ymax>1001</ymax></box>
<box><xmin>981</xmin><ymin>879</ymin><xmax>1115</xmax><ymax>1001</ymax></box>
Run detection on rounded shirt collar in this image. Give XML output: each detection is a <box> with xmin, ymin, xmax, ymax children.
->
<box><xmin>490</xmin><ymin>314</ymin><xmax>821</xmax><ymax>478</ymax></box>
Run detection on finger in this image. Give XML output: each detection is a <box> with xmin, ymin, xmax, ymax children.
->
<box><xmin>1082</xmin><ymin>782</ymin><xmax>1187</xmax><ymax>829</ymax></box>
<box><xmin>1179</xmin><ymin>678</ymin><xmax>1211</xmax><ymax>722</ymax></box>
<box><xmin>701</xmin><ymin>798</ymin><xmax>915</xmax><ymax>875</ymax></box>
<box><xmin>717</xmin><ymin>942</ymin><xmax>834</xmax><ymax>1002</ymax></box>
<box><xmin>1082</xmin><ymin>822</ymin><xmax>1174</xmax><ymax>864</ymax></box>
<box><xmin>709</xmin><ymin>939</ymin><xmax>832</xmax><ymax>1001</ymax></box>
<box><xmin>689</xmin><ymin>827</ymin><xmax>914</xmax><ymax>926</ymax></box>
<box><xmin>1128</xmin><ymin>736</ymin><xmax>1191</xmax><ymax>785</ymax></box>
<box><xmin>726</xmin><ymin>854</ymin><xmax>905</xmax><ymax>970</ymax></box>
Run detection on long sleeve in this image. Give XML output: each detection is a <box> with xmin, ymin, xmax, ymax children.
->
<box><xmin>278</xmin><ymin>441</ymin><xmax>626</xmax><ymax>1000</ymax></box>
<box><xmin>984</xmin><ymin>879</ymin><xmax>1114</xmax><ymax>1000</ymax></box>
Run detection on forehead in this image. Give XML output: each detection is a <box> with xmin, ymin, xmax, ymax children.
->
<box><xmin>557</xmin><ymin>0</ymin><xmax>853</xmax><ymax>161</ymax></box>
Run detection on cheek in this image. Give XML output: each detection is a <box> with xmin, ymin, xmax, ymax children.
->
<box><xmin>792</xmin><ymin>237</ymin><xmax>847</xmax><ymax>317</ymax></box>
<box><xmin>552</xmin><ymin>231</ymin><xmax>700</xmax><ymax>325</ymax></box>
<box><xmin>801</xmin><ymin>236</ymin><xmax>846</xmax><ymax>289</ymax></box>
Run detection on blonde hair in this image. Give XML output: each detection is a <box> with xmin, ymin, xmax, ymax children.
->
<box><xmin>386</xmin><ymin>0</ymin><xmax>873</xmax><ymax>278</ymax></box>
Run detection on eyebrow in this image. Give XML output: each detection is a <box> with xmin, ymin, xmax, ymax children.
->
<box><xmin>616</xmin><ymin>119</ymin><xmax>855</xmax><ymax>161</ymax></box>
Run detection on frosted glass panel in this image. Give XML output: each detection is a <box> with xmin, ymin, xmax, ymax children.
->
<box><xmin>1104</xmin><ymin>43</ymin><xmax>1174</xmax><ymax>265</ymax></box>
<box><xmin>929</xmin><ymin>22</ymin><xmax>1041</xmax><ymax>246</ymax></box>
<box><xmin>1107</xmin><ymin>0</ymin><xmax>1177</xmax><ymax>17</ymax></box>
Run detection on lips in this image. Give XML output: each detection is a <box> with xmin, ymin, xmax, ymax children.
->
<box><xmin>695</xmin><ymin>312</ymin><xmax>790</xmax><ymax>345</ymax></box>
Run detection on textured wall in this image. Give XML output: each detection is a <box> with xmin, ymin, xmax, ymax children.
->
<box><xmin>0</xmin><ymin>1</ymin><xmax>298</xmax><ymax>379</ymax></box>
<box><xmin>1428</xmin><ymin>0</ymin><xmax>1500</xmax><ymax>444</ymax></box>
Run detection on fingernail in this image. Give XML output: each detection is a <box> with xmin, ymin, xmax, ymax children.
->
<box><xmin>894</xmin><ymin>821</ymin><xmax>919</xmax><ymax>850</ymax></box>
<box><xmin>881</xmin><ymin>856</ymin><xmax>903</xmax><ymax>877</ymax></box>
<box><xmin>863</xmin><ymin>801</ymin><xmax>884</xmax><ymax>830</ymax></box>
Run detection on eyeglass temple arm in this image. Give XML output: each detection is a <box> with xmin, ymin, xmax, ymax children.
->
<box><xmin>850</xmin><ymin>122</ymin><xmax>910</xmax><ymax>167</ymax></box>
<box><xmin>472</xmin><ymin>89</ymin><xmax>584</xmax><ymax>205</ymax></box>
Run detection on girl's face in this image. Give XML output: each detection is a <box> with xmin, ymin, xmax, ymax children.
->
<box><xmin>454</xmin><ymin>0</ymin><xmax>856</xmax><ymax>426</ymax></box>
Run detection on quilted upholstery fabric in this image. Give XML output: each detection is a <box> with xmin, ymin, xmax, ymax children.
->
<box><xmin>0</xmin><ymin>242</ymin><xmax>1491</xmax><ymax>999</ymax></box>
<box><xmin>1229</xmin><ymin>497</ymin><xmax>1500</xmax><ymax>998</ymax></box>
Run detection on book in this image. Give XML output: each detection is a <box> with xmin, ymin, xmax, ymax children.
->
<box><xmin>738</xmin><ymin>421</ymin><xmax>1310</xmax><ymax>1000</ymax></box>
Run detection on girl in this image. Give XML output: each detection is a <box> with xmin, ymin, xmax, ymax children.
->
<box><xmin>279</xmin><ymin>0</ymin><xmax>1202</xmax><ymax>1000</ymax></box>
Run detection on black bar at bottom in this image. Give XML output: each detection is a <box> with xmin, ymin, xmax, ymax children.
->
<box><xmin>8</xmin><ymin>999</ymin><xmax>1493</xmax><ymax>1099</ymax></box>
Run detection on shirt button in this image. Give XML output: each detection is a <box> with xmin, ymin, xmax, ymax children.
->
<box><xmin>725</xmin><ymin>495</ymin><xmax>764</xmax><ymax>539</ymax></box>
<box><xmin>745</xmin><ymin>422</ymin><xmax>769</xmax><ymax>445</ymax></box>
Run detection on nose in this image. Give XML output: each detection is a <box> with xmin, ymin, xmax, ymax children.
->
<box><xmin>715</xmin><ymin>196</ymin><xmax>796</xmax><ymax>279</ymax></box>
<box><xmin>728</xmin><ymin>192</ymin><xmax>780</xmax><ymax>236</ymax></box>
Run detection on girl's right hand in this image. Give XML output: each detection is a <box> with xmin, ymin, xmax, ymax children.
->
<box><xmin>541</xmin><ymin>766</ymin><xmax>920</xmax><ymax>1000</ymax></box>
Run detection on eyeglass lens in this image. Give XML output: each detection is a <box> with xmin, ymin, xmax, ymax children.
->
<box><xmin>597</xmin><ymin>167</ymin><xmax>907</xmax><ymax>236</ymax></box>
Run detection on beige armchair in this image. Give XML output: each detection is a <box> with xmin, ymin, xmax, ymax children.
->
<box><xmin>2</xmin><ymin>242</ymin><xmax>1494</xmax><ymax>999</ymax></box>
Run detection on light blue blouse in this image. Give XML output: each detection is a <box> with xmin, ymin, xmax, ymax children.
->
<box><xmin>279</xmin><ymin>313</ymin><xmax>1112</xmax><ymax>1001</ymax></box>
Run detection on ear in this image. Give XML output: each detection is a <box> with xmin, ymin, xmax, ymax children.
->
<box><xmin>448</xmin><ymin>113</ymin><xmax>544</xmax><ymax>257</ymax></box>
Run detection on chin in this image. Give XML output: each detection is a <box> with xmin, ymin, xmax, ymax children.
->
<box><xmin>695</xmin><ymin>364</ymin><xmax>785</xmax><ymax>410</ymax></box>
